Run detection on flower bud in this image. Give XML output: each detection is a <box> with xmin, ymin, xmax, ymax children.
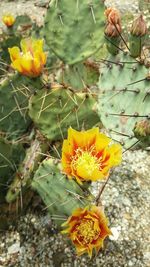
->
<box><xmin>2</xmin><ymin>14</ymin><xmax>15</xmax><ymax>27</ymax></box>
<box><xmin>130</xmin><ymin>15</ymin><xmax>147</xmax><ymax>36</ymax></box>
<box><xmin>105</xmin><ymin>22</ymin><xmax>121</xmax><ymax>37</ymax></box>
<box><xmin>104</xmin><ymin>7</ymin><xmax>121</xmax><ymax>25</ymax></box>
<box><xmin>134</xmin><ymin>120</ymin><xmax>150</xmax><ymax>137</ymax></box>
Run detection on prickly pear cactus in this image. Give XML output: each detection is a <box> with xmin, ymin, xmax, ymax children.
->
<box><xmin>0</xmin><ymin>137</ymin><xmax>25</xmax><ymax>203</ymax></box>
<box><xmin>32</xmin><ymin>158</ymin><xmax>93</xmax><ymax>226</ymax></box>
<box><xmin>6</xmin><ymin>132</ymin><xmax>49</xmax><ymax>203</ymax></box>
<box><xmin>57</xmin><ymin>61</ymin><xmax>99</xmax><ymax>91</ymax></box>
<box><xmin>97</xmin><ymin>53</ymin><xmax>150</xmax><ymax>149</ymax></box>
<box><xmin>0</xmin><ymin>74</ymin><xmax>42</xmax><ymax>139</ymax></box>
<box><xmin>29</xmin><ymin>86</ymin><xmax>100</xmax><ymax>141</ymax></box>
<box><xmin>44</xmin><ymin>0</ymin><xmax>105</xmax><ymax>64</ymax></box>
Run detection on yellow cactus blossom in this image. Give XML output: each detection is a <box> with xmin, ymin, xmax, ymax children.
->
<box><xmin>8</xmin><ymin>39</ymin><xmax>47</xmax><ymax>77</ymax></box>
<box><xmin>2</xmin><ymin>14</ymin><xmax>15</xmax><ymax>27</ymax></box>
<box><xmin>62</xmin><ymin>128</ymin><xmax>122</xmax><ymax>184</ymax></box>
<box><xmin>62</xmin><ymin>206</ymin><xmax>112</xmax><ymax>258</ymax></box>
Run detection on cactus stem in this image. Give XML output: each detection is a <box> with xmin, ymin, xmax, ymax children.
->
<box><xmin>0</xmin><ymin>108</ymin><xmax>16</xmax><ymax>122</ymax></box>
<box><xmin>108</xmin><ymin>113</ymin><xmax>149</xmax><ymax>118</ymax></box>
<box><xmin>59</xmin><ymin>110</ymin><xmax>73</xmax><ymax>124</ymax></box>
<box><xmin>0</xmin><ymin>152</ymin><xmax>14</xmax><ymax>169</ymax></box>
<box><xmin>50</xmin><ymin>144</ymin><xmax>61</xmax><ymax>159</ymax></box>
<box><xmin>65</xmin><ymin>91</ymin><xmax>78</xmax><ymax>106</ymax></box>
<box><xmin>105</xmin><ymin>36</ymin><xmax>124</xmax><ymax>53</ymax></box>
<box><xmin>110</xmin><ymin>129</ymin><xmax>133</xmax><ymax>137</ymax></box>
<box><xmin>143</xmin><ymin>91</ymin><xmax>150</xmax><ymax>102</ymax></box>
<box><xmin>120</xmin><ymin>88</ymin><xmax>140</xmax><ymax>93</ymax></box>
<box><xmin>113</xmin><ymin>22</ymin><xmax>130</xmax><ymax>52</ymax></box>
<box><xmin>127</xmin><ymin>77</ymin><xmax>147</xmax><ymax>86</ymax></box>
<box><xmin>104</xmin><ymin>88</ymin><xmax>140</xmax><ymax>94</ymax></box>
<box><xmin>58</xmin><ymin>13</ymin><xmax>64</xmax><ymax>25</ymax></box>
<box><xmin>123</xmin><ymin>140</ymin><xmax>140</xmax><ymax>154</ymax></box>
<box><xmin>95</xmin><ymin>173</ymin><xmax>111</xmax><ymax>205</ymax></box>
<box><xmin>37</xmin><ymin>91</ymin><xmax>47</xmax><ymax>119</ymax></box>
<box><xmin>13</xmin><ymin>95</ymin><xmax>25</xmax><ymax>118</ymax></box>
<box><xmin>89</xmin><ymin>4</ymin><xmax>96</xmax><ymax>24</ymax></box>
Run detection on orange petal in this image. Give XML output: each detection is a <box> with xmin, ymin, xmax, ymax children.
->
<box><xmin>68</xmin><ymin>127</ymin><xmax>99</xmax><ymax>150</ymax></box>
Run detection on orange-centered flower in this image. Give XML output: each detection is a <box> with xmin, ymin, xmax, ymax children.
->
<box><xmin>8</xmin><ymin>39</ymin><xmax>47</xmax><ymax>77</ymax></box>
<box><xmin>2</xmin><ymin>14</ymin><xmax>15</xmax><ymax>27</ymax></box>
<box><xmin>62</xmin><ymin>128</ymin><xmax>122</xmax><ymax>184</ymax></box>
<box><xmin>62</xmin><ymin>206</ymin><xmax>112</xmax><ymax>257</ymax></box>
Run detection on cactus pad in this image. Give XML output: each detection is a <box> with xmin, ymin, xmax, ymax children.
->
<box><xmin>29</xmin><ymin>86</ymin><xmax>100</xmax><ymax>141</ymax></box>
<box><xmin>0</xmin><ymin>137</ymin><xmax>25</xmax><ymax>203</ymax></box>
<box><xmin>6</xmin><ymin>133</ymin><xmax>48</xmax><ymax>203</ymax></box>
<box><xmin>44</xmin><ymin>0</ymin><xmax>105</xmax><ymax>65</ymax></box>
<box><xmin>0</xmin><ymin>74</ymin><xmax>42</xmax><ymax>139</ymax></box>
<box><xmin>57</xmin><ymin>61</ymin><xmax>99</xmax><ymax>91</ymax></box>
<box><xmin>97</xmin><ymin>53</ymin><xmax>150</xmax><ymax>149</ymax></box>
<box><xmin>32</xmin><ymin>158</ymin><xmax>93</xmax><ymax>226</ymax></box>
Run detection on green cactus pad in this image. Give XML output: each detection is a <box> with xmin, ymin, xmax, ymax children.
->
<box><xmin>0</xmin><ymin>74</ymin><xmax>42</xmax><ymax>139</ymax></box>
<box><xmin>57</xmin><ymin>61</ymin><xmax>99</xmax><ymax>91</ymax></box>
<box><xmin>32</xmin><ymin>158</ymin><xmax>93</xmax><ymax>226</ymax></box>
<box><xmin>0</xmin><ymin>137</ymin><xmax>25</xmax><ymax>203</ymax></box>
<box><xmin>129</xmin><ymin>35</ymin><xmax>146</xmax><ymax>58</ymax></box>
<box><xmin>44</xmin><ymin>0</ymin><xmax>105</xmax><ymax>65</ymax></box>
<box><xmin>29</xmin><ymin>86</ymin><xmax>100</xmax><ymax>141</ymax></box>
<box><xmin>97</xmin><ymin>53</ymin><xmax>150</xmax><ymax>149</ymax></box>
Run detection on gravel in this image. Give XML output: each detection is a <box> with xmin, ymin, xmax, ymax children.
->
<box><xmin>0</xmin><ymin>149</ymin><xmax>150</xmax><ymax>267</ymax></box>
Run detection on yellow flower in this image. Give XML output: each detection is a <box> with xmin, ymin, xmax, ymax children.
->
<box><xmin>2</xmin><ymin>14</ymin><xmax>15</xmax><ymax>27</ymax></box>
<box><xmin>8</xmin><ymin>39</ymin><xmax>47</xmax><ymax>77</ymax></box>
<box><xmin>62</xmin><ymin>128</ymin><xmax>122</xmax><ymax>184</ymax></box>
<box><xmin>62</xmin><ymin>206</ymin><xmax>112</xmax><ymax>258</ymax></box>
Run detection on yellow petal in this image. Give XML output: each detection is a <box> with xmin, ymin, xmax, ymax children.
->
<box><xmin>20</xmin><ymin>39</ymin><xmax>28</xmax><ymax>53</ymax></box>
<box><xmin>2</xmin><ymin>14</ymin><xmax>15</xmax><ymax>27</ymax></box>
<box><xmin>95</xmin><ymin>133</ymin><xmax>111</xmax><ymax>152</ymax></box>
<box><xmin>32</xmin><ymin>39</ymin><xmax>44</xmax><ymax>52</ymax></box>
<box><xmin>8</xmin><ymin>47</ymin><xmax>20</xmax><ymax>61</ymax></box>
<box><xmin>11</xmin><ymin>59</ymin><xmax>22</xmax><ymax>73</ymax></box>
<box><xmin>68</xmin><ymin>127</ymin><xmax>99</xmax><ymax>150</ymax></box>
<box><xmin>108</xmin><ymin>143</ymin><xmax>122</xmax><ymax>166</ymax></box>
<box><xmin>20</xmin><ymin>54</ymin><xmax>33</xmax><ymax>73</ymax></box>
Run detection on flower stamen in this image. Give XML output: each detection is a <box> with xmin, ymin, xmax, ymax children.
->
<box><xmin>76</xmin><ymin>219</ymin><xmax>100</xmax><ymax>244</ymax></box>
<box><xmin>72</xmin><ymin>148</ymin><xmax>102</xmax><ymax>177</ymax></box>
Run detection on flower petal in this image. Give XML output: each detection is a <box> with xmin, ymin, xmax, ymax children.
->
<box><xmin>8</xmin><ymin>47</ymin><xmax>20</xmax><ymax>61</ymax></box>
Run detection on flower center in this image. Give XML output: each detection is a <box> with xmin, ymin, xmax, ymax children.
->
<box><xmin>76</xmin><ymin>219</ymin><xmax>100</xmax><ymax>244</ymax></box>
<box><xmin>72</xmin><ymin>148</ymin><xmax>101</xmax><ymax>178</ymax></box>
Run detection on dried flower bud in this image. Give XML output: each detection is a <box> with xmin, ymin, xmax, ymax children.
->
<box><xmin>131</xmin><ymin>15</ymin><xmax>147</xmax><ymax>36</ymax></box>
<box><xmin>105</xmin><ymin>22</ymin><xmax>121</xmax><ymax>37</ymax></box>
<box><xmin>104</xmin><ymin>7</ymin><xmax>121</xmax><ymax>25</ymax></box>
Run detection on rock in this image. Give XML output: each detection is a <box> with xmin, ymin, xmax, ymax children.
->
<box><xmin>7</xmin><ymin>242</ymin><xmax>20</xmax><ymax>255</ymax></box>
